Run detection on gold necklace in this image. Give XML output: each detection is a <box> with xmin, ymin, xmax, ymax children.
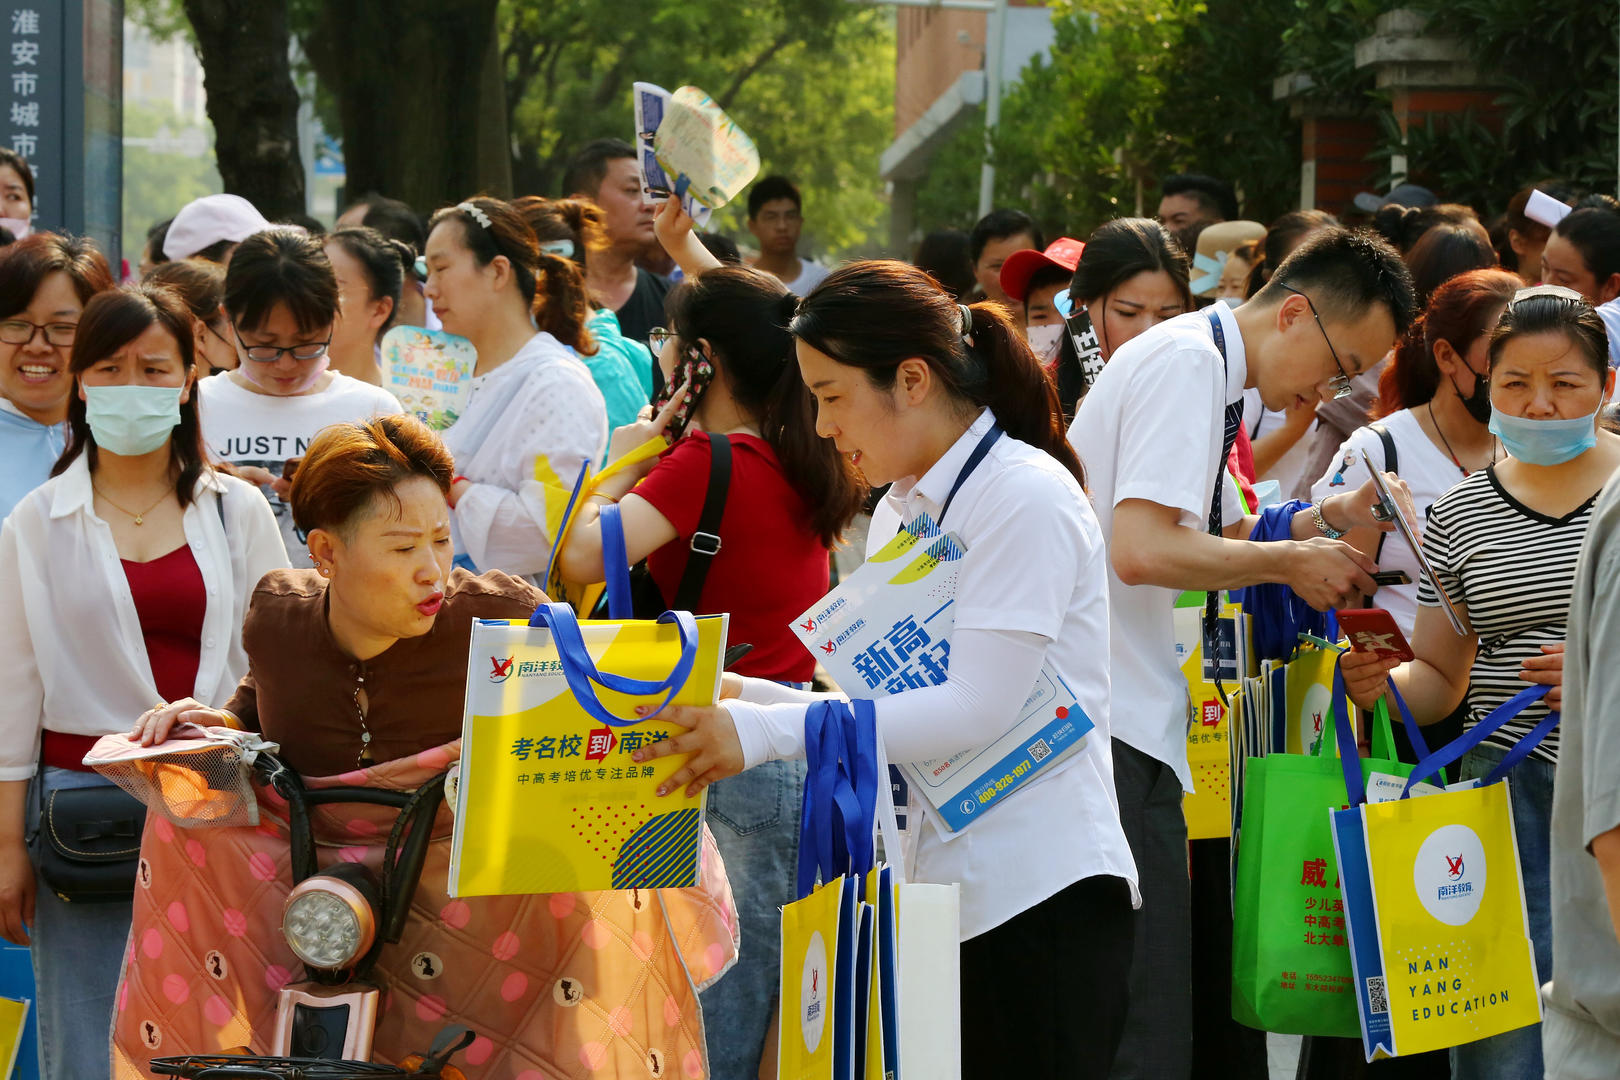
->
<box><xmin>92</xmin><ymin>483</ymin><xmax>170</xmax><ymax>526</ymax></box>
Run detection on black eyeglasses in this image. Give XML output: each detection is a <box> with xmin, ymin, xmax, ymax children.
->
<box><xmin>1279</xmin><ymin>283</ymin><xmax>1353</xmax><ymax>400</ymax></box>
<box><xmin>233</xmin><ymin>324</ymin><xmax>331</xmax><ymax>364</ymax></box>
<box><xmin>0</xmin><ymin>318</ymin><xmax>75</xmax><ymax>347</ymax></box>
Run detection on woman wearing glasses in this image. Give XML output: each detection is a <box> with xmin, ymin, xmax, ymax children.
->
<box><xmin>1340</xmin><ymin>286</ymin><xmax>1620</xmax><ymax>1080</ymax></box>
<box><xmin>0</xmin><ymin>232</ymin><xmax>114</xmax><ymax>517</ymax></box>
<box><xmin>194</xmin><ymin>227</ymin><xmax>402</xmax><ymax>557</ymax></box>
<box><xmin>0</xmin><ymin>284</ymin><xmax>286</xmax><ymax>1080</ymax></box>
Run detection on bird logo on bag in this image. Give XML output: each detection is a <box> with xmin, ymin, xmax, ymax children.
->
<box><xmin>489</xmin><ymin>656</ymin><xmax>515</xmax><ymax>682</ymax></box>
<box><xmin>1446</xmin><ymin>854</ymin><xmax>1464</xmax><ymax>880</ymax></box>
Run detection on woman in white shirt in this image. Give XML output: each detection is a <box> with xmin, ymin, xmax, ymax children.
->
<box><xmin>423</xmin><ymin>197</ymin><xmax>608</xmax><ymax>578</ymax></box>
<box><xmin>639</xmin><ymin>261</ymin><xmax>1139</xmax><ymax>1077</ymax></box>
<box><xmin>195</xmin><ymin>227</ymin><xmax>403</xmax><ymax>557</ymax></box>
<box><xmin>0</xmin><ymin>283</ymin><xmax>287</xmax><ymax>1080</ymax></box>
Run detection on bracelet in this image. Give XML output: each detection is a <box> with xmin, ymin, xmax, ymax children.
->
<box><xmin>586</xmin><ymin>492</ymin><xmax>618</xmax><ymax>504</ymax></box>
<box><xmin>1310</xmin><ymin>501</ymin><xmax>1346</xmax><ymax>540</ymax></box>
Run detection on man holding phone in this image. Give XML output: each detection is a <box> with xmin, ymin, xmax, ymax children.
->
<box><xmin>1069</xmin><ymin>227</ymin><xmax>1418</xmax><ymax>1078</ymax></box>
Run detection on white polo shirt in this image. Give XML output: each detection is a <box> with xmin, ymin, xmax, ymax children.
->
<box><xmin>1067</xmin><ymin>305</ymin><xmax>1246</xmax><ymax>792</ymax></box>
<box><xmin>727</xmin><ymin>408</ymin><xmax>1139</xmax><ymax>939</ymax></box>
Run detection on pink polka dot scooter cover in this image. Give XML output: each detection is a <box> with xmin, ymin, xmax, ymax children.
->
<box><xmin>95</xmin><ymin>734</ymin><xmax>739</xmax><ymax>1079</ymax></box>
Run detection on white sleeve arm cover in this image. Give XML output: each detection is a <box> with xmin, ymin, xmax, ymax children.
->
<box><xmin>723</xmin><ymin>627</ymin><xmax>1050</xmax><ymax>770</ymax></box>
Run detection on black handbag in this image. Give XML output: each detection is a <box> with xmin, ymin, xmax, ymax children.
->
<box><xmin>29</xmin><ymin>775</ymin><xmax>146</xmax><ymax>903</ymax></box>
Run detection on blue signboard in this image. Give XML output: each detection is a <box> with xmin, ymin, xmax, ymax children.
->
<box><xmin>0</xmin><ymin>1</ymin><xmax>122</xmax><ymax>263</ymax></box>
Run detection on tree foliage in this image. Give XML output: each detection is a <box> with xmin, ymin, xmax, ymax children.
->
<box><xmin>499</xmin><ymin>0</ymin><xmax>894</xmax><ymax>256</ymax></box>
<box><xmin>915</xmin><ymin>0</ymin><xmax>1300</xmax><ymax>242</ymax></box>
<box><xmin>121</xmin><ymin>101</ymin><xmax>221</xmax><ymax>256</ymax></box>
<box><xmin>1377</xmin><ymin>0</ymin><xmax>1619</xmax><ymax>214</ymax></box>
<box><xmin>908</xmin><ymin>0</ymin><xmax>1615</xmax><ymax>246</ymax></box>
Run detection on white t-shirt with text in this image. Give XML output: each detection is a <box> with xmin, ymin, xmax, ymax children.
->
<box><xmin>197</xmin><ymin>371</ymin><xmax>402</xmax><ymax>557</ymax></box>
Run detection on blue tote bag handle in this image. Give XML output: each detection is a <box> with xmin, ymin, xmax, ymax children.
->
<box><xmin>1332</xmin><ymin>664</ymin><xmax>1368</xmax><ymax>807</ymax></box>
<box><xmin>799</xmin><ymin>701</ymin><xmax>849</xmax><ymax>898</ymax></box>
<box><xmin>526</xmin><ymin>601</ymin><xmax>698</xmax><ymax>727</ymax></box>
<box><xmin>1402</xmin><ymin>683</ymin><xmax>1553</xmax><ymax>796</ymax></box>
<box><xmin>841</xmin><ymin>700</ymin><xmax>880</xmax><ymax>886</ymax></box>
<box><xmin>598</xmin><ymin>503</ymin><xmax>636</xmax><ymax>621</ymax></box>
<box><xmin>795</xmin><ymin>699</ymin><xmax>882</xmax><ymax>899</ymax></box>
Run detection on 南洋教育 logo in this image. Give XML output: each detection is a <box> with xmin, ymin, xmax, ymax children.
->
<box><xmin>1414</xmin><ymin>823</ymin><xmax>1486</xmax><ymax>926</ymax></box>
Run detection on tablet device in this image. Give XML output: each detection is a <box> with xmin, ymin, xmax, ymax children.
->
<box><xmin>1359</xmin><ymin>449</ymin><xmax>1468</xmax><ymax>636</ymax></box>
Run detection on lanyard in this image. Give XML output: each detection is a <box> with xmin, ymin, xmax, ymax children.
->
<box><xmin>937</xmin><ymin>421</ymin><xmax>1004</xmax><ymax>529</ymax></box>
<box><xmin>1204</xmin><ymin>310</ymin><xmax>1244</xmax><ymax>700</ymax></box>
<box><xmin>892</xmin><ymin>420</ymin><xmax>1004</xmax><ymax>536</ymax></box>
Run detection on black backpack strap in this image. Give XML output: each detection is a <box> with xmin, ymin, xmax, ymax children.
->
<box><xmin>1370</xmin><ymin>423</ymin><xmax>1396</xmax><ymax>562</ymax></box>
<box><xmin>672</xmin><ymin>432</ymin><xmax>732</xmax><ymax>612</ymax></box>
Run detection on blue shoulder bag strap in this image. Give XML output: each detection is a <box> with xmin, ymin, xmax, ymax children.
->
<box><xmin>599</xmin><ymin>503</ymin><xmax>635</xmax><ymax>621</ymax></box>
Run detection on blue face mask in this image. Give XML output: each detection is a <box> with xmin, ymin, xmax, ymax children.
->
<box><xmin>1487</xmin><ymin>406</ymin><xmax>1599</xmax><ymax>466</ymax></box>
<box><xmin>84</xmin><ymin>384</ymin><xmax>183</xmax><ymax>456</ymax></box>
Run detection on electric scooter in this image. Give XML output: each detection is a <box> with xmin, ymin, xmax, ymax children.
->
<box><xmin>129</xmin><ymin>742</ymin><xmax>473</xmax><ymax>1078</ymax></box>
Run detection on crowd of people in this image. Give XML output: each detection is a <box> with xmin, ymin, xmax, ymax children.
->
<box><xmin>0</xmin><ymin>128</ymin><xmax>1614</xmax><ymax>1080</ymax></box>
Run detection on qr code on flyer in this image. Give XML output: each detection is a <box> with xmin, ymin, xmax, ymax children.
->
<box><xmin>1027</xmin><ymin>739</ymin><xmax>1052</xmax><ymax>763</ymax></box>
<box><xmin>1366</xmin><ymin>976</ymin><xmax>1388</xmax><ymax>1015</ymax></box>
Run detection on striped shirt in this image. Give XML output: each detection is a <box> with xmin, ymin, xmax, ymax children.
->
<box><xmin>1417</xmin><ymin>466</ymin><xmax>1596</xmax><ymax>763</ymax></box>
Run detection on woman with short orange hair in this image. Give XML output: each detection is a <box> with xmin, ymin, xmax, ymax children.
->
<box><xmin>122</xmin><ymin>415</ymin><xmax>738</xmax><ymax>1075</ymax></box>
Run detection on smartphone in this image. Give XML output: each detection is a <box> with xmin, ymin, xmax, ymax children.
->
<box><xmin>1337</xmin><ymin>608</ymin><xmax>1415</xmax><ymax>662</ymax></box>
<box><xmin>650</xmin><ymin>346</ymin><xmax>715</xmax><ymax>442</ymax></box>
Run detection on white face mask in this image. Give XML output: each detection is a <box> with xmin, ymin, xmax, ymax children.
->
<box><xmin>1026</xmin><ymin>323</ymin><xmax>1064</xmax><ymax>361</ymax></box>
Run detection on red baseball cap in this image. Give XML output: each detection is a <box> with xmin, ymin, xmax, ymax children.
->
<box><xmin>999</xmin><ymin>237</ymin><xmax>1085</xmax><ymax>304</ymax></box>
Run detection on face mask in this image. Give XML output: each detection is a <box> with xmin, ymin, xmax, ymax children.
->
<box><xmin>1448</xmin><ymin>365</ymin><xmax>1493</xmax><ymax>425</ymax></box>
<box><xmin>84</xmin><ymin>384</ymin><xmax>183</xmax><ymax>456</ymax></box>
<box><xmin>1026</xmin><ymin>323</ymin><xmax>1064</xmax><ymax>362</ymax></box>
<box><xmin>0</xmin><ymin>217</ymin><xmax>30</xmax><ymax>240</ymax></box>
<box><xmin>234</xmin><ymin>352</ymin><xmax>330</xmax><ymax>395</ymax></box>
<box><xmin>1488</xmin><ymin>406</ymin><xmax>1598</xmax><ymax>466</ymax></box>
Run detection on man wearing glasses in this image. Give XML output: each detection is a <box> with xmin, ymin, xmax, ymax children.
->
<box><xmin>1067</xmin><ymin>227</ymin><xmax>1419</xmax><ymax>1080</ymax></box>
<box><xmin>195</xmin><ymin>227</ymin><xmax>402</xmax><ymax>557</ymax></box>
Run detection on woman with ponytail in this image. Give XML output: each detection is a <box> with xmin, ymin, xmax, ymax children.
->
<box><xmin>631</xmin><ymin>259</ymin><xmax>1139</xmax><ymax>1078</ymax></box>
<box><xmin>557</xmin><ymin>208</ymin><xmax>863</xmax><ymax>1078</ymax></box>
<box><xmin>422</xmin><ymin>195</ymin><xmax>608</xmax><ymax>578</ymax></box>
<box><xmin>324</xmin><ymin>225</ymin><xmax>416</xmax><ymax>385</ymax></box>
<box><xmin>513</xmin><ymin>195</ymin><xmax>653</xmax><ymax>429</ymax></box>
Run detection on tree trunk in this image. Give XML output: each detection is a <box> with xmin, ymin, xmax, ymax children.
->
<box><xmin>181</xmin><ymin>0</ymin><xmax>306</xmax><ymax>221</ymax></box>
<box><xmin>305</xmin><ymin>0</ymin><xmax>510</xmax><ymax>214</ymax></box>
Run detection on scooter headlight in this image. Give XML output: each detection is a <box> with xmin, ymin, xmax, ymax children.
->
<box><xmin>281</xmin><ymin>872</ymin><xmax>377</xmax><ymax>971</ymax></box>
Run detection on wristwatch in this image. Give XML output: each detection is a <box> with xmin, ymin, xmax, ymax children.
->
<box><xmin>1310</xmin><ymin>501</ymin><xmax>1346</xmax><ymax>540</ymax></box>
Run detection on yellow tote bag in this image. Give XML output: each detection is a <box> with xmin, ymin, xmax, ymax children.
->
<box><xmin>1175</xmin><ymin>596</ymin><xmax>1241</xmax><ymax>839</ymax></box>
<box><xmin>1331</xmin><ymin>686</ymin><xmax>1552</xmax><ymax>1060</ymax></box>
<box><xmin>449</xmin><ymin>603</ymin><xmax>727</xmax><ymax>896</ymax></box>
<box><xmin>779</xmin><ymin>875</ymin><xmax>857</xmax><ymax>1080</ymax></box>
